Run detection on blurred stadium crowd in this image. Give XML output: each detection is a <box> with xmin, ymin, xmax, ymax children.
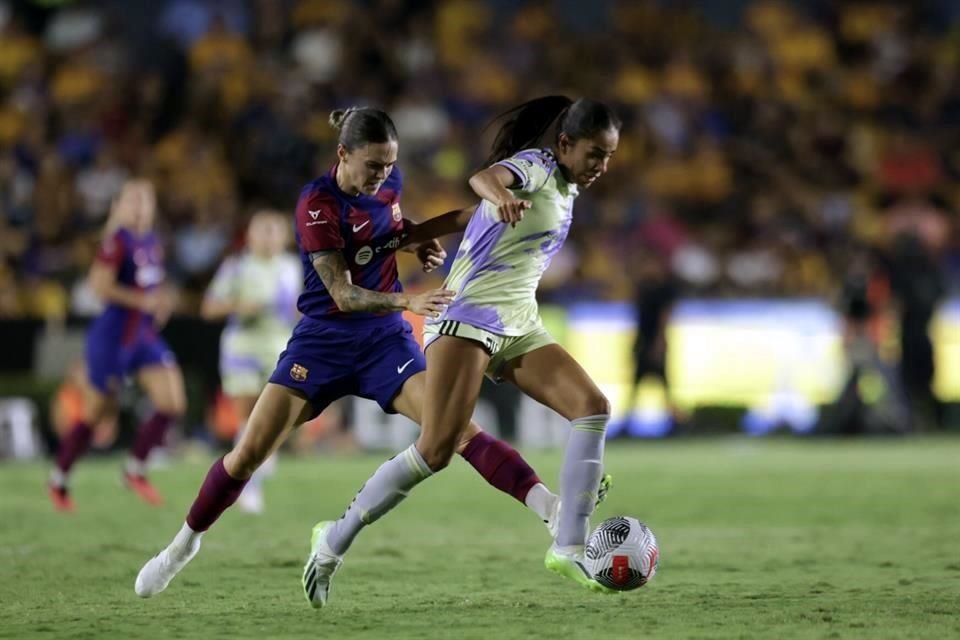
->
<box><xmin>2</xmin><ymin>0</ymin><xmax>960</xmax><ymax>320</ymax></box>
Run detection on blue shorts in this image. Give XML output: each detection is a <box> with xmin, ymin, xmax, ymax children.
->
<box><xmin>268</xmin><ymin>316</ymin><xmax>425</xmax><ymax>417</ymax></box>
<box><xmin>85</xmin><ymin>331</ymin><xmax>177</xmax><ymax>393</ymax></box>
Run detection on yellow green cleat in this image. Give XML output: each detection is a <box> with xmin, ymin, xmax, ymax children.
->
<box><xmin>545</xmin><ymin>545</ymin><xmax>616</xmax><ymax>594</ymax></box>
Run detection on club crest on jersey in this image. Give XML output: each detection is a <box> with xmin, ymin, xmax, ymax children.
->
<box><xmin>290</xmin><ymin>363</ymin><xmax>308</xmax><ymax>382</ymax></box>
<box><xmin>392</xmin><ymin>202</ymin><xmax>402</xmax><ymax>222</ymax></box>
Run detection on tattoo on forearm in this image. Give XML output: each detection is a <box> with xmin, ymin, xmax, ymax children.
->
<box><xmin>339</xmin><ymin>286</ymin><xmax>401</xmax><ymax>313</ymax></box>
<box><xmin>312</xmin><ymin>251</ymin><xmax>402</xmax><ymax>313</ymax></box>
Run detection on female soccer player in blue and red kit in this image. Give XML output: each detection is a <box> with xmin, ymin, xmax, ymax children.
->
<box><xmin>135</xmin><ymin>108</ymin><xmax>592</xmax><ymax>600</ymax></box>
<box><xmin>49</xmin><ymin>179</ymin><xmax>186</xmax><ymax>511</ymax></box>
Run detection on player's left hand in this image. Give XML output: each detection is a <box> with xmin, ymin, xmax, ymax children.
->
<box><xmin>414</xmin><ymin>240</ymin><xmax>447</xmax><ymax>273</ymax></box>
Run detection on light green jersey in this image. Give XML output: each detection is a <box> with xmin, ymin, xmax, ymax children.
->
<box><xmin>205</xmin><ymin>252</ymin><xmax>301</xmax><ymax>366</ymax></box>
<box><xmin>431</xmin><ymin>148</ymin><xmax>578</xmax><ymax>336</ymax></box>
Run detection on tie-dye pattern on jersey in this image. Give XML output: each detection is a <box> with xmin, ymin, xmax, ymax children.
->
<box><xmin>431</xmin><ymin>148</ymin><xmax>577</xmax><ymax>336</ymax></box>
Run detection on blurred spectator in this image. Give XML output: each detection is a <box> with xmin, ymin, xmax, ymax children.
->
<box><xmin>0</xmin><ymin>0</ymin><xmax>957</xmax><ymax>322</ymax></box>
<box><xmin>172</xmin><ymin>204</ymin><xmax>232</xmax><ymax>286</ymax></box>
<box><xmin>75</xmin><ymin>146</ymin><xmax>128</xmax><ymax>228</ymax></box>
<box><xmin>0</xmin><ymin>13</ymin><xmax>40</xmax><ymax>88</ymax></box>
<box><xmin>160</xmin><ymin>0</ymin><xmax>249</xmax><ymax>50</ymax></box>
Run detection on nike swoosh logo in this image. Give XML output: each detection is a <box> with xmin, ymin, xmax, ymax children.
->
<box><xmin>352</xmin><ymin>220</ymin><xmax>371</xmax><ymax>232</ymax></box>
<box><xmin>396</xmin><ymin>358</ymin><xmax>415</xmax><ymax>374</ymax></box>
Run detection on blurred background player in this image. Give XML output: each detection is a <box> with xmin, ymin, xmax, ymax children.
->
<box><xmin>887</xmin><ymin>230</ymin><xmax>947</xmax><ymax>430</ymax></box>
<box><xmin>136</xmin><ymin>108</ymin><xmax>583</xmax><ymax>602</ymax></box>
<box><xmin>201</xmin><ymin>210</ymin><xmax>301</xmax><ymax>513</ymax></box>
<box><xmin>49</xmin><ymin>179</ymin><xmax>186</xmax><ymax>511</ymax></box>
<box><xmin>622</xmin><ymin>251</ymin><xmax>681</xmax><ymax>435</ymax></box>
<box><xmin>303</xmin><ymin>96</ymin><xmax>622</xmax><ymax>599</ymax></box>
<box><xmin>819</xmin><ymin>246</ymin><xmax>909</xmax><ymax>434</ymax></box>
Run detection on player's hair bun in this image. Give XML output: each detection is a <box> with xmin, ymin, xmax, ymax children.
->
<box><xmin>329</xmin><ymin>107</ymin><xmax>359</xmax><ymax>130</ymax></box>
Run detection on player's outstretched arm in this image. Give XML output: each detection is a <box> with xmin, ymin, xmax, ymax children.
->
<box><xmin>469</xmin><ymin>166</ymin><xmax>530</xmax><ymax>225</ymax></box>
<box><xmin>400</xmin><ymin>204</ymin><xmax>478</xmax><ymax>247</ymax></box>
<box><xmin>311</xmin><ymin>250</ymin><xmax>453</xmax><ymax>317</ymax></box>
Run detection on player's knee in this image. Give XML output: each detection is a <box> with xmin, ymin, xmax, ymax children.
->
<box><xmin>161</xmin><ymin>400</ymin><xmax>186</xmax><ymax>419</ymax></box>
<box><xmin>151</xmin><ymin>389</ymin><xmax>186</xmax><ymax>418</ymax></box>
<box><xmin>417</xmin><ymin>437</ymin><xmax>457</xmax><ymax>472</ymax></box>
<box><xmin>224</xmin><ymin>444</ymin><xmax>264</xmax><ymax>479</ymax></box>
<box><xmin>83</xmin><ymin>402</ymin><xmax>107</xmax><ymax>425</ymax></box>
<box><xmin>573</xmin><ymin>391</ymin><xmax>611</xmax><ymax>420</ymax></box>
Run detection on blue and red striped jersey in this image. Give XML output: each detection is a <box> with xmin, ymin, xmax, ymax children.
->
<box><xmin>93</xmin><ymin>227</ymin><xmax>165</xmax><ymax>344</ymax></box>
<box><xmin>294</xmin><ymin>164</ymin><xmax>409</xmax><ymax>321</ymax></box>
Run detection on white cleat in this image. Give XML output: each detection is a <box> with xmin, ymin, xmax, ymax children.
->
<box><xmin>134</xmin><ymin>540</ymin><xmax>200</xmax><ymax>598</ymax></box>
<box><xmin>302</xmin><ymin>521</ymin><xmax>342</xmax><ymax>609</ymax></box>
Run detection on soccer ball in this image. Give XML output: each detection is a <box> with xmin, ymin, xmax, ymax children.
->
<box><xmin>584</xmin><ymin>516</ymin><xmax>659</xmax><ymax>591</ymax></box>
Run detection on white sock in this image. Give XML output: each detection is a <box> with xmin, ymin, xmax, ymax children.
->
<box><xmin>524</xmin><ymin>483</ymin><xmax>556</xmax><ymax>522</ymax></box>
<box><xmin>259</xmin><ymin>452</ymin><xmax>277</xmax><ymax>477</ymax></box>
<box><xmin>171</xmin><ymin>522</ymin><xmax>202</xmax><ymax>555</ymax></box>
<box><xmin>49</xmin><ymin>468</ymin><xmax>67</xmax><ymax>488</ymax></box>
<box><xmin>125</xmin><ymin>457</ymin><xmax>146</xmax><ymax>477</ymax></box>
<box><xmin>326</xmin><ymin>444</ymin><xmax>433</xmax><ymax>555</ymax></box>
<box><xmin>557</xmin><ymin>414</ymin><xmax>608</xmax><ymax>547</ymax></box>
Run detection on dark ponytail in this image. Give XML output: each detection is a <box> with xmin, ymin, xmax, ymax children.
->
<box><xmin>484</xmin><ymin>96</ymin><xmax>622</xmax><ymax>165</ymax></box>
<box><xmin>484</xmin><ymin>95</ymin><xmax>573</xmax><ymax>165</ymax></box>
<box><xmin>329</xmin><ymin>106</ymin><xmax>398</xmax><ymax>151</ymax></box>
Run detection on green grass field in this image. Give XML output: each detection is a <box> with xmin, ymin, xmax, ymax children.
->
<box><xmin>2</xmin><ymin>438</ymin><xmax>959</xmax><ymax>639</ymax></box>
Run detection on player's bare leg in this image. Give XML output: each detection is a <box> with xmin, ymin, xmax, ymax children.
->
<box><xmin>229</xmin><ymin>394</ymin><xmax>272</xmax><ymax>514</ymax></box>
<box><xmin>124</xmin><ymin>364</ymin><xmax>187</xmax><ymax>505</ymax></box>
<box><xmin>392</xmin><ymin>371</ymin><xmax>562</xmax><ymax>534</ymax></box>
<box><xmin>135</xmin><ymin>383</ymin><xmax>310</xmax><ymax>597</ymax></box>
<box><xmin>501</xmin><ymin>344</ymin><xmax>613</xmax><ymax>593</ymax></box>
<box><xmin>49</xmin><ymin>374</ymin><xmax>114</xmax><ymax>512</ymax></box>
<box><xmin>303</xmin><ymin>338</ymin><xmax>487</xmax><ymax>609</ymax></box>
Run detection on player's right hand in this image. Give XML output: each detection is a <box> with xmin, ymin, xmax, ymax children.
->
<box><xmin>496</xmin><ymin>198</ymin><xmax>531</xmax><ymax>226</ymax></box>
<box><xmin>406</xmin><ymin>288</ymin><xmax>455</xmax><ymax>318</ymax></box>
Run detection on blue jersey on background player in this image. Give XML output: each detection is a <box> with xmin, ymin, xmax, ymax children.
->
<box><xmin>269</xmin><ymin>163</ymin><xmax>425</xmax><ymax>415</ymax></box>
<box><xmin>87</xmin><ymin>226</ymin><xmax>176</xmax><ymax>392</ymax></box>
<box><xmin>52</xmin><ymin>179</ymin><xmax>186</xmax><ymax>513</ymax></box>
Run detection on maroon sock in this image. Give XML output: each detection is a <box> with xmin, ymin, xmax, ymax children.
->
<box><xmin>460</xmin><ymin>431</ymin><xmax>541</xmax><ymax>504</ymax></box>
<box><xmin>56</xmin><ymin>422</ymin><xmax>93</xmax><ymax>474</ymax></box>
<box><xmin>130</xmin><ymin>412</ymin><xmax>174</xmax><ymax>463</ymax></box>
<box><xmin>186</xmin><ymin>457</ymin><xmax>248</xmax><ymax>532</ymax></box>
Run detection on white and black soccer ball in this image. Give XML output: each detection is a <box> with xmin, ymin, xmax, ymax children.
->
<box><xmin>584</xmin><ymin>516</ymin><xmax>659</xmax><ymax>591</ymax></box>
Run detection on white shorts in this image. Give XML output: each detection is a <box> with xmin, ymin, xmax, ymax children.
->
<box><xmin>423</xmin><ymin>320</ymin><xmax>555</xmax><ymax>382</ymax></box>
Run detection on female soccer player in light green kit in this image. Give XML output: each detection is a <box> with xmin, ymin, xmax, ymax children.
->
<box><xmin>202</xmin><ymin>210</ymin><xmax>301</xmax><ymax>513</ymax></box>
<box><xmin>306</xmin><ymin>96</ymin><xmax>621</xmax><ymax>597</ymax></box>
